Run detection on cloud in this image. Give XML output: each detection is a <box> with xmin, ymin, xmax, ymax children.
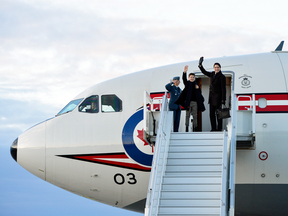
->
<box><xmin>0</xmin><ymin>98</ymin><xmax>58</xmax><ymax>147</ymax></box>
<box><xmin>0</xmin><ymin>0</ymin><xmax>287</xmax><ymax>110</ymax></box>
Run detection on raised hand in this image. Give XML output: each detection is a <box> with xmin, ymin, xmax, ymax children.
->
<box><xmin>184</xmin><ymin>65</ymin><xmax>188</xmax><ymax>73</ymax></box>
<box><xmin>199</xmin><ymin>56</ymin><xmax>204</xmax><ymax>66</ymax></box>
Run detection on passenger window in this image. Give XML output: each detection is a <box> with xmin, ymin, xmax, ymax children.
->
<box><xmin>78</xmin><ymin>95</ymin><xmax>99</xmax><ymax>113</ymax></box>
<box><xmin>101</xmin><ymin>95</ymin><xmax>122</xmax><ymax>112</ymax></box>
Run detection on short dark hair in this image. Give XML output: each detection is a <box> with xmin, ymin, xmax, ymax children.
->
<box><xmin>214</xmin><ymin>62</ymin><xmax>221</xmax><ymax>68</ymax></box>
<box><xmin>188</xmin><ymin>73</ymin><xmax>195</xmax><ymax>77</ymax></box>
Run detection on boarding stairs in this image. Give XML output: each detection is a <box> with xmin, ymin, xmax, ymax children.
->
<box><xmin>144</xmin><ymin>92</ymin><xmax>236</xmax><ymax>216</ymax></box>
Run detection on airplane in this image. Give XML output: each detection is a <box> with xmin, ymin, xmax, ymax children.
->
<box><xmin>10</xmin><ymin>41</ymin><xmax>288</xmax><ymax>215</ymax></box>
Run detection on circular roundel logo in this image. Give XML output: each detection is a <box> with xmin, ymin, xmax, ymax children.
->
<box><xmin>259</xmin><ymin>151</ymin><xmax>268</xmax><ymax>161</ymax></box>
<box><xmin>122</xmin><ymin>109</ymin><xmax>153</xmax><ymax>167</ymax></box>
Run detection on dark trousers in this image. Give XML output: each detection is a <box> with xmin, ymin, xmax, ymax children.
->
<box><xmin>172</xmin><ymin>108</ymin><xmax>181</xmax><ymax>132</ymax></box>
<box><xmin>185</xmin><ymin>101</ymin><xmax>197</xmax><ymax>128</ymax></box>
<box><xmin>209</xmin><ymin>105</ymin><xmax>222</xmax><ymax>131</ymax></box>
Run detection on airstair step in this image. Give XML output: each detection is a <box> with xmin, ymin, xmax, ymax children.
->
<box><xmin>170</xmin><ymin>139</ymin><xmax>223</xmax><ymax>146</ymax></box>
<box><xmin>164</xmin><ymin>172</ymin><xmax>222</xmax><ymax>177</ymax></box>
<box><xmin>169</xmin><ymin>145</ymin><xmax>223</xmax><ymax>152</ymax></box>
<box><xmin>171</xmin><ymin>132</ymin><xmax>223</xmax><ymax>140</ymax></box>
<box><xmin>164</xmin><ymin>172</ymin><xmax>221</xmax><ymax>177</ymax></box>
<box><xmin>161</xmin><ymin>184</ymin><xmax>221</xmax><ymax>192</ymax></box>
<box><xmin>157</xmin><ymin>206</ymin><xmax>220</xmax><ymax>215</ymax></box>
<box><xmin>166</xmin><ymin>165</ymin><xmax>222</xmax><ymax>173</ymax></box>
<box><xmin>159</xmin><ymin>199</ymin><xmax>221</xmax><ymax>207</ymax></box>
<box><xmin>168</xmin><ymin>152</ymin><xmax>223</xmax><ymax>159</ymax></box>
<box><xmin>160</xmin><ymin>191</ymin><xmax>221</xmax><ymax>199</ymax></box>
<box><xmin>163</xmin><ymin>176</ymin><xmax>221</xmax><ymax>184</ymax></box>
<box><xmin>167</xmin><ymin>158</ymin><xmax>222</xmax><ymax>165</ymax></box>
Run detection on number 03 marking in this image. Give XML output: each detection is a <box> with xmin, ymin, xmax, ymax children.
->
<box><xmin>114</xmin><ymin>173</ymin><xmax>137</xmax><ymax>185</ymax></box>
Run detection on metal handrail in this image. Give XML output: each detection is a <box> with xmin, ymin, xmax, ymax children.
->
<box><xmin>144</xmin><ymin>91</ymin><xmax>153</xmax><ymax>133</ymax></box>
<box><xmin>236</xmin><ymin>94</ymin><xmax>256</xmax><ymax>134</ymax></box>
<box><xmin>221</xmin><ymin>130</ymin><xmax>229</xmax><ymax>216</ymax></box>
<box><xmin>237</xmin><ymin>95</ymin><xmax>252</xmax><ymax>110</ymax></box>
<box><xmin>227</xmin><ymin>91</ymin><xmax>237</xmax><ymax>216</ymax></box>
<box><xmin>144</xmin><ymin>92</ymin><xmax>172</xmax><ymax>216</ymax></box>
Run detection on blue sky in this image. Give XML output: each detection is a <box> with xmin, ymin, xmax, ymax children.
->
<box><xmin>1</xmin><ymin>0</ymin><xmax>288</xmax><ymax>215</ymax></box>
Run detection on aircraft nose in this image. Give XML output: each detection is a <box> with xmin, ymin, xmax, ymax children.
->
<box><xmin>10</xmin><ymin>138</ymin><xmax>18</xmax><ymax>162</ymax></box>
<box><xmin>14</xmin><ymin>121</ymin><xmax>46</xmax><ymax>180</ymax></box>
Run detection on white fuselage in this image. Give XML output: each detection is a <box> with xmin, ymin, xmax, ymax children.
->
<box><xmin>12</xmin><ymin>51</ymin><xmax>288</xmax><ymax>215</ymax></box>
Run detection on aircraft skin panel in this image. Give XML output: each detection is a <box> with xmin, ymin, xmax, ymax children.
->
<box><xmin>72</xmin><ymin>52</ymin><xmax>288</xmax><ymax>103</ymax></box>
<box><xmin>17</xmin><ymin>121</ymin><xmax>46</xmax><ymax>180</ymax></box>
<box><xmin>245</xmin><ymin>53</ymin><xmax>287</xmax><ymax>93</ymax></box>
<box><xmin>236</xmin><ymin>113</ymin><xmax>288</xmax><ymax>184</ymax></box>
<box><xmin>276</xmin><ymin>52</ymin><xmax>288</xmax><ymax>91</ymax></box>
<box><xmin>45</xmin><ymin>158</ymin><xmax>150</xmax><ymax>208</ymax></box>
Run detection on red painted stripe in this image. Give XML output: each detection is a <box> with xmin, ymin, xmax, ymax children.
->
<box><xmin>237</xmin><ymin>95</ymin><xmax>252</xmax><ymax>101</ymax></box>
<box><xmin>149</xmin><ymin>92</ymin><xmax>167</xmax><ymax>111</ymax></box>
<box><xmin>75</xmin><ymin>154</ymin><xmax>128</xmax><ymax>160</ymax></box>
<box><xmin>237</xmin><ymin>94</ymin><xmax>288</xmax><ymax>101</ymax></box>
<box><xmin>150</xmin><ymin>92</ymin><xmax>167</xmax><ymax>99</ymax></box>
<box><xmin>237</xmin><ymin>94</ymin><xmax>288</xmax><ymax>112</ymax></box>
<box><xmin>93</xmin><ymin>159</ymin><xmax>151</xmax><ymax>171</ymax></box>
<box><xmin>238</xmin><ymin>106</ymin><xmax>252</xmax><ymax>111</ymax></box>
<box><xmin>255</xmin><ymin>94</ymin><xmax>288</xmax><ymax>100</ymax></box>
<box><xmin>239</xmin><ymin>105</ymin><xmax>288</xmax><ymax>112</ymax></box>
<box><xmin>256</xmin><ymin>105</ymin><xmax>288</xmax><ymax>112</ymax></box>
<box><xmin>73</xmin><ymin>154</ymin><xmax>151</xmax><ymax>171</ymax></box>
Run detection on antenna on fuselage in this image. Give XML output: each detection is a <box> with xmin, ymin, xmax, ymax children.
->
<box><xmin>275</xmin><ymin>41</ymin><xmax>284</xmax><ymax>51</ymax></box>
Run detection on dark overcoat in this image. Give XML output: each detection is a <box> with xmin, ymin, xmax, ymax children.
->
<box><xmin>175</xmin><ymin>72</ymin><xmax>205</xmax><ymax>112</ymax></box>
<box><xmin>165</xmin><ymin>82</ymin><xmax>182</xmax><ymax>110</ymax></box>
<box><xmin>199</xmin><ymin>66</ymin><xmax>226</xmax><ymax>107</ymax></box>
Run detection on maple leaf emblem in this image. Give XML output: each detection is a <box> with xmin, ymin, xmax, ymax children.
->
<box><xmin>137</xmin><ymin>129</ymin><xmax>154</xmax><ymax>153</ymax></box>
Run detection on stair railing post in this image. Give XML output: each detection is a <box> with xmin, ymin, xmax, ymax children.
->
<box><xmin>221</xmin><ymin>131</ymin><xmax>229</xmax><ymax>216</ymax></box>
<box><xmin>145</xmin><ymin>92</ymin><xmax>172</xmax><ymax>216</ymax></box>
<box><xmin>228</xmin><ymin>92</ymin><xmax>237</xmax><ymax>216</ymax></box>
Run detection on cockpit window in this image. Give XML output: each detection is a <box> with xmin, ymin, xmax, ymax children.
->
<box><xmin>101</xmin><ymin>95</ymin><xmax>122</xmax><ymax>112</ymax></box>
<box><xmin>57</xmin><ymin>98</ymin><xmax>83</xmax><ymax>116</ymax></box>
<box><xmin>78</xmin><ymin>95</ymin><xmax>99</xmax><ymax>113</ymax></box>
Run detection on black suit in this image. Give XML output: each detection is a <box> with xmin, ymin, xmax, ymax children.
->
<box><xmin>175</xmin><ymin>72</ymin><xmax>205</xmax><ymax>112</ymax></box>
<box><xmin>199</xmin><ymin>65</ymin><xmax>226</xmax><ymax>131</ymax></box>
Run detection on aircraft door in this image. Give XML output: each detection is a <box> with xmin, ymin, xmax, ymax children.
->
<box><xmin>235</xmin><ymin>94</ymin><xmax>256</xmax><ymax>148</ymax></box>
<box><xmin>198</xmin><ymin>75</ymin><xmax>232</xmax><ymax>132</ymax></box>
<box><xmin>143</xmin><ymin>91</ymin><xmax>162</xmax><ymax>144</ymax></box>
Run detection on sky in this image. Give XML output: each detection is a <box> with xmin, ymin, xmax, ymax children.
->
<box><xmin>0</xmin><ymin>0</ymin><xmax>288</xmax><ymax>215</ymax></box>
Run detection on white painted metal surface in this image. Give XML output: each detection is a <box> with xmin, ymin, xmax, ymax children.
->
<box><xmin>145</xmin><ymin>92</ymin><xmax>173</xmax><ymax>216</ymax></box>
<box><xmin>146</xmin><ymin>130</ymin><xmax>230</xmax><ymax>216</ymax></box>
<box><xmin>228</xmin><ymin>93</ymin><xmax>237</xmax><ymax>216</ymax></box>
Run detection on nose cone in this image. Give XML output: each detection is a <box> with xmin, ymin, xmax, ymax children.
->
<box><xmin>10</xmin><ymin>138</ymin><xmax>18</xmax><ymax>162</ymax></box>
<box><xmin>14</xmin><ymin>122</ymin><xmax>46</xmax><ymax>180</ymax></box>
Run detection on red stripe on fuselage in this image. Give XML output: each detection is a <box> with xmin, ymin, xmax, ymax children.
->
<box><xmin>74</xmin><ymin>154</ymin><xmax>128</xmax><ymax>160</ymax></box>
<box><xmin>70</xmin><ymin>153</ymin><xmax>151</xmax><ymax>171</ymax></box>
<box><xmin>237</xmin><ymin>94</ymin><xmax>288</xmax><ymax>113</ymax></box>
